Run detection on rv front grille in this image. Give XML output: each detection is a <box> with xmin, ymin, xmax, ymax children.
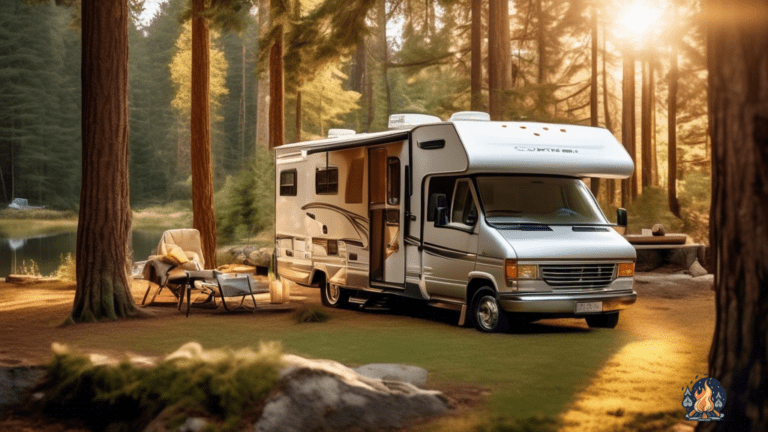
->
<box><xmin>540</xmin><ymin>264</ymin><xmax>616</xmax><ymax>289</ymax></box>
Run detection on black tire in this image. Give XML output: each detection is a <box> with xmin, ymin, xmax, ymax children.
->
<box><xmin>321</xmin><ymin>282</ymin><xmax>349</xmax><ymax>308</ymax></box>
<box><xmin>585</xmin><ymin>312</ymin><xmax>620</xmax><ymax>329</ymax></box>
<box><xmin>471</xmin><ymin>288</ymin><xmax>509</xmax><ymax>333</ymax></box>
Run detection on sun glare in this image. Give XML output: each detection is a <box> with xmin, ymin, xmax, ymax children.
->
<box><xmin>615</xmin><ymin>2</ymin><xmax>663</xmax><ymax>45</ymax></box>
<box><xmin>620</xmin><ymin>3</ymin><xmax>660</xmax><ymax>34</ymax></box>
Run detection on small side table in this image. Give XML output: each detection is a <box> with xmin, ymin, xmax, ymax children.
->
<box><xmin>180</xmin><ymin>270</ymin><xmax>219</xmax><ymax>317</ymax></box>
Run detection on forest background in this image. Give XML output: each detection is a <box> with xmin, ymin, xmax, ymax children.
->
<box><xmin>0</xmin><ymin>0</ymin><xmax>710</xmax><ymax>246</ymax></box>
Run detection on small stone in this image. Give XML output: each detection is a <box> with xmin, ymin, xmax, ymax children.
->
<box><xmin>178</xmin><ymin>417</ymin><xmax>208</xmax><ymax>432</ymax></box>
<box><xmin>652</xmin><ymin>224</ymin><xmax>666</xmax><ymax>236</ymax></box>
<box><xmin>688</xmin><ymin>260</ymin><xmax>708</xmax><ymax>277</ymax></box>
<box><xmin>354</xmin><ymin>364</ymin><xmax>429</xmax><ymax>387</ymax></box>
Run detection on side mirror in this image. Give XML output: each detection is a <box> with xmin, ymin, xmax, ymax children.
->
<box><xmin>616</xmin><ymin>208</ymin><xmax>628</xmax><ymax>227</ymax></box>
<box><xmin>428</xmin><ymin>193</ymin><xmax>447</xmax><ymax>221</ymax></box>
<box><xmin>466</xmin><ymin>207</ymin><xmax>478</xmax><ymax>226</ymax></box>
<box><xmin>615</xmin><ymin>208</ymin><xmax>628</xmax><ymax>235</ymax></box>
<box><xmin>435</xmin><ymin>207</ymin><xmax>448</xmax><ymax>227</ymax></box>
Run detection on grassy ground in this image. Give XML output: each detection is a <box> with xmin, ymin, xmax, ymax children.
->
<box><xmin>0</xmin><ymin>277</ymin><xmax>713</xmax><ymax>432</ymax></box>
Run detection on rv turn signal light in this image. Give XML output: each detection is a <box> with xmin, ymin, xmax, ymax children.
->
<box><xmin>618</xmin><ymin>262</ymin><xmax>635</xmax><ymax>277</ymax></box>
<box><xmin>505</xmin><ymin>260</ymin><xmax>537</xmax><ymax>285</ymax></box>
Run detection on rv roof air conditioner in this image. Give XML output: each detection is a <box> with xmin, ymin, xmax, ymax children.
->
<box><xmin>327</xmin><ymin>129</ymin><xmax>356</xmax><ymax>139</ymax></box>
<box><xmin>388</xmin><ymin>113</ymin><xmax>442</xmax><ymax>130</ymax></box>
<box><xmin>449</xmin><ymin>111</ymin><xmax>491</xmax><ymax>121</ymax></box>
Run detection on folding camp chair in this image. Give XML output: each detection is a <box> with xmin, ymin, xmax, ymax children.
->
<box><xmin>140</xmin><ymin>229</ymin><xmax>206</xmax><ymax>306</ymax></box>
<box><xmin>181</xmin><ymin>271</ymin><xmax>269</xmax><ymax>317</ymax></box>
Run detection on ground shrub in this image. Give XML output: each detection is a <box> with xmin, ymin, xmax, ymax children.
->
<box><xmin>0</xmin><ymin>208</ymin><xmax>77</xmax><ymax>219</ymax></box>
<box><xmin>51</xmin><ymin>253</ymin><xmax>76</xmax><ymax>281</ymax></box>
<box><xmin>293</xmin><ymin>305</ymin><xmax>331</xmax><ymax>323</ymax></box>
<box><xmin>41</xmin><ymin>342</ymin><xmax>282</xmax><ymax>431</ymax></box>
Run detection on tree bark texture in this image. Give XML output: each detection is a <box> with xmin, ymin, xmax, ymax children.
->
<box><xmin>191</xmin><ymin>0</ymin><xmax>217</xmax><ymax>269</ymax></box>
<box><xmin>256</xmin><ymin>0</ymin><xmax>270</xmax><ymax>149</ymax></box>
<box><xmin>701</xmin><ymin>1</ymin><xmax>768</xmax><ymax>430</ymax></box>
<box><xmin>470</xmin><ymin>0</ymin><xmax>483</xmax><ymax>112</ymax></box>
<box><xmin>603</xmin><ymin>23</ymin><xmax>616</xmax><ymax>206</ymax></box>
<box><xmin>488</xmin><ymin>0</ymin><xmax>511</xmax><ymax>120</ymax></box>
<box><xmin>370</xmin><ymin>0</ymin><xmax>390</xmax><ymax>131</ymax></box>
<box><xmin>668</xmin><ymin>34</ymin><xmax>680</xmax><ymax>217</ymax></box>
<box><xmin>649</xmin><ymin>61</ymin><xmax>658</xmax><ymax>186</ymax></box>
<box><xmin>269</xmin><ymin>23</ymin><xmax>284</xmax><ymax>149</ymax></box>
<box><xmin>73</xmin><ymin>0</ymin><xmax>137</xmax><ymax>322</ymax></box>
<box><xmin>641</xmin><ymin>58</ymin><xmax>652</xmax><ymax>188</ymax></box>
<box><xmin>590</xmin><ymin>3</ymin><xmax>599</xmax><ymax>196</ymax></box>
<box><xmin>621</xmin><ymin>53</ymin><xmax>636</xmax><ymax>206</ymax></box>
<box><xmin>536</xmin><ymin>0</ymin><xmax>545</xmax><ymax>84</ymax></box>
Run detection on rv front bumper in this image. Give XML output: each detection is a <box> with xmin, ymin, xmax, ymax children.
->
<box><xmin>497</xmin><ymin>289</ymin><xmax>637</xmax><ymax>315</ymax></box>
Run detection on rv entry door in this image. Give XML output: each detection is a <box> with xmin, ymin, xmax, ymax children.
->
<box><xmin>368</xmin><ymin>146</ymin><xmax>406</xmax><ymax>287</ymax></box>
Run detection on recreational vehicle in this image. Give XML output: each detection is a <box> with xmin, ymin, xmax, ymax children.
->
<box><xmin>274</xmin><ymin>112</ymin><xmax>637</xmax><ymax>332</ymax></box>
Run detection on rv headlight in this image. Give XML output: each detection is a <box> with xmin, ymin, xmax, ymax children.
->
<box><xmin>505</xmin><ymin>260</ymin><xmax>537</xmax><ymax>285</ymax></box>
<box><xmin>618</xmin><ymin>262</ymin><xmax>635</xmax><ymax>277</ymax></box>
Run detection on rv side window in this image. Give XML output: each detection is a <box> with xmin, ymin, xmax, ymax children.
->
<box><xmin>280</xmin><ymin>169</ymin><xmax>297</xmax><ymax>196</ymax></box>
<box><xmin>316</xmin><ymin>167</ymin><xmax>338</xmax><ymax>195</ymax></box>
<box><xmin>451</xmin><ymin>180</ymin><xmax>478</xmax><ymax>227</ymax></box>
<box><xmin>387</xmin><ymin>157</ymin><xmax>400</xmax><ymax>205</ymax></box>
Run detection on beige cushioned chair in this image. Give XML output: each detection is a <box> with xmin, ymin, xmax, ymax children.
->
<box><xmin>140</xmin><ymin>229</ymin><xmax>206</xmax><ymax>306</ymax></box>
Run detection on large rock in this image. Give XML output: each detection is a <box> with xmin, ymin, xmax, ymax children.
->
<box><xmin>354</xmin><ymin>364</ymin><xmax>428</xmax><ymax>387</ymax></box>
<box><xmin>688</xmin><ymin>260</ymin><xmax>709</xmax><ymax>277</ymax></box>
<box><xmin>0</xmin><ymin>366</ymin><xmax>46</xmax><ymax>410</ymax></box>
<box><xmin>247</xmin><ymin>249</ymin><xmax>271</xmax><ymax>268</ymax></box>
<box><xmin>253</xmin><ymin>355</ymin><xmax>451</xmax><ymax>432</ymax></box>
<box><xmin>634</xmin><ymin>273</ymin><xmax>714</xmax><ymax>299</ymax></box>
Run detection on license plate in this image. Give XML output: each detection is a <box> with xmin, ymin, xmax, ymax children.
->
<box><xmin>576</xmin><ymin>302</ymin><xmax>603</xmax><ymax>313</ymax></box>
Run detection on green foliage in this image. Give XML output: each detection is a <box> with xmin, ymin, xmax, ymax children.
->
<box><xmin>18</xmin><ymin>259</ymin><xmax>41</xmax><ymax>277</ymax></box>
<box><xmin>170</xmin><ymin>22</ymin><xmax>230</xmax><ymax>118</ymax></box>
<box><xmin>216</xmin><ymin>145</ymin><xmax>274</xmax><ymax>243</ymax></box>
<box><xmin>623</xmin><ymin>187</ymin><xmax>686</xmax><ymax>236</ymax></box>
<box><xmin>42</xmin><ymin>343</ymin><xmax>282</xmax><ymax>431</ymax></box>
<box><xmin>475</xmin><ymin>416</ymin><xmax>558</xmax><ymax>432</ymax></box>
<box><xmin>293</xmin><ymin>305</ymin><xmax>331</xmax><ymax>323</ymax></box>
<box><xmin>0</xmin><ymin>2</ymin><xmax>81</xmax><ymax>208</ymax></box>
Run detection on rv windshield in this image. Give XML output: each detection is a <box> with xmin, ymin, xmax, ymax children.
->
<box><xmin>475</xmin><ymin>176</ymin><xmax>608</xmax><ymax>226</ymax></box>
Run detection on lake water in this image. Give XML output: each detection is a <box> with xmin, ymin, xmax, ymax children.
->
<box><xmin>0</xmin><ymin>229</ymin><xmax>164</xmax><ymax>278</ymax></box>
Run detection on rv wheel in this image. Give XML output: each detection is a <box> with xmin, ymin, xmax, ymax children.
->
<box><xmin>322</xmin><ymin>283</ymin><xmax>349</xmax><ymax>308</ymax></box>
<box><xmin>585</xmin><ymin>312</ymin><xmax>620</xmax><ymax>329</ymax></box>
<box><xmin>471</xmin><ymin>288</ymin><xmax>509</xmax><ymax>333</ymax></box>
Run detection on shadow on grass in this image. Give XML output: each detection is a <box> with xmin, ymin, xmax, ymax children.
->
<box><xmin>351</xmin><ymin>297</ymin><xmax>590</xmax><ymax>335</ymax></box>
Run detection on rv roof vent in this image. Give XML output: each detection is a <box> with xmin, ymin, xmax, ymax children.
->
<box><xmin>450</xmin><ymin>111</ymin><xmax>491</xmax><ymax>122</ymax></box>
<box><xmin>327</xmin><ymin>128</ymin><xmax>356</xmax><ymax>139</ymax></box>
<box><xmin>388</xmin><ymin>113</ymin><xmax>442</xmax><ymax>130</ymax></box>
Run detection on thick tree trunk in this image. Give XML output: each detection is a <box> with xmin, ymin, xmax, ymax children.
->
<box><xmin>73</xmin><ymin>0</ymin><xmax>137</xmax><ymax>322</ymax></box>
<box><xmin>256</xmin><ymin>0</ymin><xmax>270</xmax><ymax>149</ymax></box>
<box><xmin>269</xmin><ymin>22</ymin><xmax>284</xmax><ymax>149</ymax></box>
<box><xmin>668</xmin><ymin>34</ymin><xmax>681</xmax><ymax>217</ymax></box>
<box><xmin>470</xmin><ymin>0</ymin><xmax>483</xmax><ymax>112</ymax></box>
<box><xmin>488</xmin><ymin>0</ymin><xmax>510</xmax><ymax>120</ymax></box>
<box><xmin>649</xmin><ymin>61</ymin><xmax>658</xmax><ymax>186</ymax></box>
<box><xmin>701</xmin><ymin>1</ymin><xmax>768</xmax><ymax>430</ymax></box>
<box><xmin>602</xmin><ymin>23</ymin><xmax>616</xmax><ymax>206</ymax></box>
<box><xmin>589</xmin><ymin>3</ymin><xmax>599</xmax><ymax>196</ymax></box>
<box><xmin>190</xmin><ymin>0</ymin><xmax>217</xmax><ymax>269</ymax></box>
<box><xmin>294</xmin><ymin>0</ymin><xmax>301</xmax><ymax>142</ymax></box>
<box><xmin>370</xmin><ymin>0</ymin><xmax>389</xmax><ymax>131</ymax></box>
<box><xmin>239</xmin><ymin>42</ymin><xmax>247</xmax><ymax>159</ymax></box>
<box><xmin>641</xmin><ymin>58</ymin><xmax>652</xmax><ymax>188</ymax></box>
<box><xmin>621</xmin><ymin>53</ymin><xmax>636</xmax><ymax>206</ymax></box>
<box><xmin>536</xmin><ymin>0</ymin><xmax>545</xmax><ymax>84</ymax></box>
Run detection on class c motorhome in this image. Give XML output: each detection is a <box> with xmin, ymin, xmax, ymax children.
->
<box><xmin>274</xmin><ymin>112</ymin><xmax>637</xmax><ymax>332</ymax></box>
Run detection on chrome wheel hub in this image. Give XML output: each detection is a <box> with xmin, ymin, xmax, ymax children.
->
<box><xmin>477</xmin><ymin>296</ymin><xmax>499</xmax><ymax>330</ymax></box>
<box><xmin>327</xmin><ymin>284</ymin><xmax>340</xmax><ymax>304</ymax></box>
